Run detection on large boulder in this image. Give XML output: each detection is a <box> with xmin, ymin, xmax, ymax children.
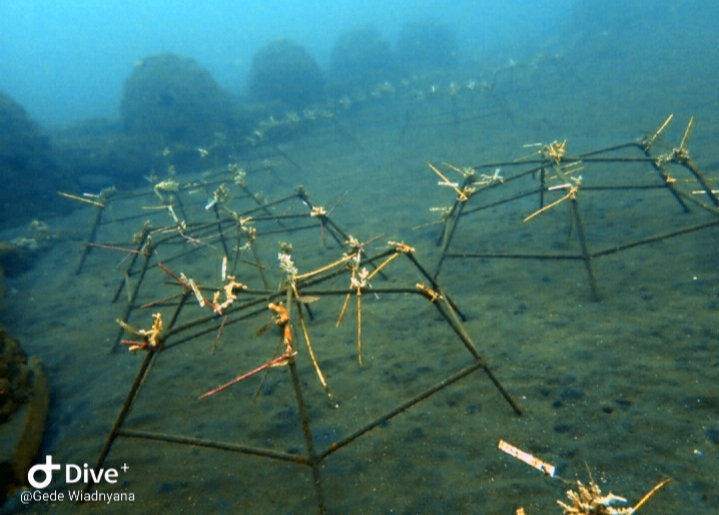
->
<box><xmin>0</xmin><ymin>91</ymin><xmax>72</xmax><ymax>229</ymax></box>
<box><xmin>120</xmin><ymin>53</ymin><xmax>249</xmax><ymax>146</ymax></box>
<box><xmin>0</xmin><ymin>326</ymin><xmax>48</xmax><ymax>506</ymax></box>
<box><xmin>247</xmin><ymin>39</ymin><xmax>325</xmax><ymax>110</ymax></box>
<box><xmin>49</xmin><ymin>118</ymin><xmax>167</xmax><ymax>189</ymax></box>
<box><xmin>329</xmin><ymin>26</ymin><xmax>398</xmax><ymax>92</ymax></box>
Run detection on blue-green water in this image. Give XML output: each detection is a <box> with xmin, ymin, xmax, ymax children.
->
<box><xmin>1</xmin><ymin>3</ymin><xmax>719</xmax><ymax>514</ymax></box>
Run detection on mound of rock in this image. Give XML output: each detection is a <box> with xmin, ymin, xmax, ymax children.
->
<box><xmin>0</xmin><ymin>326</ymin><xmax>48</xmax><ymax>505</ymax></box>
<box><xmin>329</xmin><ymin>26</ymin><xmax>397</xmax><ymax>92</ymax></box>
<box><xmin>121</xmin><ymin>53</ymin><xmax>250</xmax><ymax>146</ymax></box>
<box><xmin>0</xmin><ymin>91</ymin><xmax>73</xmax><ymax>229</ymax></box>
<box><xmin>247</xmin><ymin>39</ymin><xmax>325</xmax><ymax>110</ymax></box>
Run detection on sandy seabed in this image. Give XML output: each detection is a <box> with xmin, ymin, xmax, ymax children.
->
<box><xmin>2</xmin><ymin>42</ymin><xmax>719</xmax><ymax>515</ymax></box>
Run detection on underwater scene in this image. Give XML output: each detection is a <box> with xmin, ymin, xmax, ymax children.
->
<box><xmin>1</xmin><ymin>0</ymin><xmax>718</xmax><ymax>513</ymax></box>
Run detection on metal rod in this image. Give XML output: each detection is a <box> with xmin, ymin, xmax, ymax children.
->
<box><xmin>112</xmin><ymin>228</ymin><xmax>150</xmax><ymax>303</ymax></box>
<box><xmin>592</xmin><ymin>218</ymin><xmax>719</xmax><ymax>258</ymax></box>
<box><xmin>84</xmin><ymin>351</ymin><xmax>156</xmax><ymax>494</ymax></box>
<box><xmin>461</xmin><ymin>188</ymin><xmax>539</xmax><ymax>217</ymax></box>
<box><xmin>240</xmin><ymin>183</ymin><xmax>289</xmax><ymax>225</ymax></box>
<box><xmin>679</xmin><ymin>157</ymin><xmax>719</xmax><ymax>208</ymax></box>
<box><xmin>634</xmin><ymin>142</ymin><xmax>689</xmax><ymax>212</ymax></box>
<box><xmin>284</xmin><ymin>286</ymin><xmax>326</xmax><ymax>515</ymax></box>
<box><xmin>111</xmin><ymin>249</ymin><xmax>154</xmax><ymax>352</ymax></box>
<box><xmin>570</xmin><ymin>198</ymin><xmax>600</xmax><ymax>302</ymax></box>
<box><xmin>432</xmin><ymin>297</ymin><xmax>522</xmax><ymax>415</ymax></box>
<box><xmin>433</xmin><ymin>200</ymin><xmax>464</xmax><ymax>280</ymax></box>
<box><xmin>318</xmin><ymin>362</ymin><xmax>483</xmax><ymax>461</ymax></box>
<box><xmin>251</xmin><ymin>241</ymin><xmax>270</xmax><ymax>290</ymax></box>
<box><xmin>444</xmin><ymin>252</ymin><xmax>583</xmax><ymax>260</ymax></box>
<box><xmin>213</xmin><ymin>203</ymin><xmax>231</xmax><ymax>258</ymax></box>
<box><xmin>116</xmin><ymin>428</ymin><xmax>310</xmax><ymax>465</ymax></box>
<box><xmin>577</xmin><ymin>141</ymin><xmax>638</xmax><ymax>157</ymax></box>
<box><xmin>404</xmin><ymin>251</ymin><xmax>466</xmax><ymax>321</ymax></box>
<box><xmin>86</xmin><ymin>294</ymin><xmax>188</xmax><ymax>495</ymax></box>
<box><xmin>75</xmin><ymin>203</ymin><xmax>105</xmax><ymax>274</ymax></box>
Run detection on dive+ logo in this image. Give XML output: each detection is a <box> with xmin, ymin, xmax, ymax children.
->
<box><xmin>27</xmin><ymin>456</ymin><xmax>127</xmax><ymax>489</ymax></box>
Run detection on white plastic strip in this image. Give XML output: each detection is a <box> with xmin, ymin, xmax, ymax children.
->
<box><xmin>498</xmin><ymin>440</ymin><xmax>556</xmax><ymax>477</ymax></box>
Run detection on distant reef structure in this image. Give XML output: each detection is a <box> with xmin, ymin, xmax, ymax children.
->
<box><xmin>42</xmin><ymin>52</ymin><xmax>256</xmax><ymax>190</ymax></box>
<box><xmin>48</xmin><ymin>117</ymin><xmax>168</xmax><ymax>191</ymax></box>
<box><xmin>121</xmin><ymin>53</ymin><xmax>251</xmax><ymax>146</ymax></box>
<box><xmin>396</xmin><ymin>19</ymin><xmax>458</xmax><ymax>75</ymax></box>
<box><xmin>247</xmin><ymin>39</ymin><xmax>325</xmax><ymax>110</ymax></box>
<box><xmin>0</xmin><ymin>91</ymin><xmax>73</xmax><ymax>229</ymax></box>
<box><xmin>329</xmin><ymin>26</ymin><xmax>398</xmax><ymax>93</ymax></box>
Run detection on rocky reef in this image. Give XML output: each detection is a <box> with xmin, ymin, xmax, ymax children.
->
<box><xmin>247</xmin><ymin>39</ymin><xmax>325</xmax><ymax>110</ymax></box>
<box><xmin>329</xmin><ymin>26</ymin><xmax>398</xmax><ymax>93</ymax></box>
<box><xmin>0</xmin><ymin>92</ymin><xmax>73</xmax><ymax>229</ymax></box>
<box><xmin>121</xmin><ymin>53</ymin><xmax>251</xmax><ymax>146</ymax></box>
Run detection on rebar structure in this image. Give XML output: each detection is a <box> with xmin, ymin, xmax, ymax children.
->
<box><xmin>428</xmin><ymin>115</ymin><xmax>719</xmax><ymax>300</ymax></box>
<box><xmin>63</xmin><ymin>154</ymin><xmax>523</xmax><ymax>513</ymax></box>
<box><xmin>39</xmin><ymin>49</ymin><xmax>716</xmax><ymax>512</ymax></box>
